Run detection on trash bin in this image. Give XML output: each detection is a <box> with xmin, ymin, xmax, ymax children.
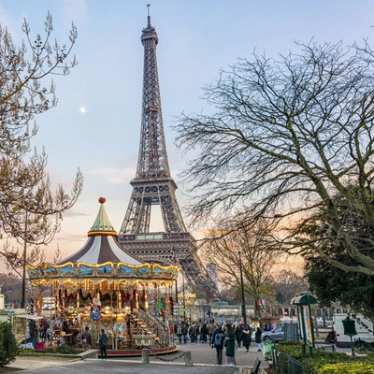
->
<box><xmin>263</xmin><ymin>340</ymin><xmax>274</xmax><ymax>361</ymax></box>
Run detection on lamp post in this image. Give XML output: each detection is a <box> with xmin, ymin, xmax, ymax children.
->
<box><xmin>172</xmin><ymin>246</ymin><xmax>178</xmax><ymax>303</ymax></box>
<box><xmin>291</xmin><ymin>292</ymin><xmax>318</xmax><ymax>355</ymax></box>
<box><xmin>182</xmin><ymin>271</ymin><xmax>186</xmax><ymax>322</ymax></box>
<box><xmin>238</xmin><ymin>250</ymin><xmax>247</xmax><ymax>325</ymax></box>
<box><xmin>21</xmin><ymin>209</ymin><xmax>28</xmax><ymax>309</ymax></box>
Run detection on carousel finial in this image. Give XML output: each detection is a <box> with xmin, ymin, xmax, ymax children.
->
<box><xmin>98</xmin><ymin>196</ymin><xmax>106</xmax><ymax>204</ymax></box>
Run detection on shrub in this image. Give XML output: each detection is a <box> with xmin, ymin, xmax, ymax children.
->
<box><xmin>276</xmin><ymin>342</ymin><xmax>374</xmax><ymax>373</ymax></box>
<box><xmin>276</xmin><ymin>342</ymin><xmax>305</xmax><ymax>359</ymax></box>
<box><xmin>319</xmin><ymin>362</ymin><xmax>374</xmax><ymax>374</ymax></box>
<box><xmin>0</xmin><ymin>322</ymin><xmax>17</xmax><ymax>366</ymax></box>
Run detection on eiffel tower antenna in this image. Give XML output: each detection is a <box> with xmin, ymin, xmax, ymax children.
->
<box><xmin>119</xmin><ymin>11</ymin><xmax>217</xmax><ymax>299</ymax></box>
<box><xmin>147</xmin><ymin>4</ymin><xmax>151</xmax><ymax>27</ymax></box>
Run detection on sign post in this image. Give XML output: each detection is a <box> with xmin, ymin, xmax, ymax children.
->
<box><xmin>342</xmin><ymin>316</ymin><xmax>357</xmax><ymax>357</ymax></box>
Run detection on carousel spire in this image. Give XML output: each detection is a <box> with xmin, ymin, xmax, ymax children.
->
<box><xmin>88</xmin><ymin>197</ymin><xmax>117</xmax><ymax>237</ymax></box>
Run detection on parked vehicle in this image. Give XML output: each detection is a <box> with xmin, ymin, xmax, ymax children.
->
<box><xmin>262</xmin><ymin>327</ymin><xmax>284</xmax><ymax>342</ymax></box>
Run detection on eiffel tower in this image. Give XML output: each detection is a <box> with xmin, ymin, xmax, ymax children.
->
<box><xmin>119</xmin><ymin>8</ymin><xmax>217</xmax><ymax>299</ymax></box>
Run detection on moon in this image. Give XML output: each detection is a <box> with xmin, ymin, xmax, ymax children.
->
<box><xmin>79</xmin><ymin>106</ymin><xmax>86</xmax><ymax>114</ymax></box>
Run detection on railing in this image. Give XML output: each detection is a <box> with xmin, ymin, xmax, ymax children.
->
<box><xmin>138</xmin><ymin>310</ymin><xmax>170</xmax><ymax>346</ymax></box>
<box><xmin>272</xmin><ymin>345</ymin><xmax>338</xmax><ymax>374</ymax></box>
<box><xmin>121</xmin><ymin>232</ymin><xmax>191</xmax><ymax>241</ymax></box>
<box><xmin>272</xmin><ymin>350</ymin><xmax>304</xmax><ymax>374</ymax></box>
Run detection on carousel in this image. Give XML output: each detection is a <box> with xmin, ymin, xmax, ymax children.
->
<box><xmin>28</xmin><ymin>197</ymin><xmax>178</xmax><ymax>356</ymax></box>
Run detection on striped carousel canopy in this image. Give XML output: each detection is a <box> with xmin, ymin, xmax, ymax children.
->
<box><xmin>60</xmin><ymin>197</ymin><xmax>141</xmax><ymax>265</ymax></box>
<box><xmin>28</xmin><ymin>197</ymin><xmax>178</xmax><ymax>283</ymax></box>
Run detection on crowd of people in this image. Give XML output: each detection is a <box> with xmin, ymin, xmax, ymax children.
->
<box><xmin>175</xmin><ymin>320</ymin><xmax>264</xmax><ymax>365</ymax></box>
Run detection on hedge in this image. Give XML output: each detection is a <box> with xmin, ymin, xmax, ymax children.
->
<box><xmin>276</xmin><ymin>342</ymin><xmax>374</xmax><ymax>374</ymax></box>
<box><xmin>0</xmin><ymin>322</ymin><xmax>17</xmax><ymax>366</ymax></box>
<box><xmin>319</xmin><ymin>362</ymin><xmax>374</xmax><ymax>374</ymax></box>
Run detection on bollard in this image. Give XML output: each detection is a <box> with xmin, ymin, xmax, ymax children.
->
<box><xmin>142</xmin><ymin>348</ymin><xmax>150</xmax><ymax>364</ymax></box>
<box><xmin>184</xmin><ymin>351</ymin><xmax>193</xmax><ymax>367</ymax></box>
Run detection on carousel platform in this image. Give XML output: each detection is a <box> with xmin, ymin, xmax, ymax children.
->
<box><xmin>98</xmin><ymin>345</ymin><xmax>177</xmax><ymax>357</ymax></box>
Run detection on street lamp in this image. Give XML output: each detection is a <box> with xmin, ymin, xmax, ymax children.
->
<box><xmin>171</xmin><ymin>246</ymin><xmax>178</xmax><ymax>303</ymax></box>
<box><xmin>238</xmin><ymin>249</ymin><xmax>247</xmax><ymax>325</ymax></box>
<box><xmin>21</xmin><ymin>209</ymin><xmax>28</xmax><ymax>309</ymax></box>
<box><xmin>182</xmin><ymin>271</ymin><xmax>186</xmax><ymax>322</ymax></box>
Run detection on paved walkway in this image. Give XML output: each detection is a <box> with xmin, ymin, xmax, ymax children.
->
<box><xmin>7</xmin><ymin>356</ymin><xmax>78</xmax><ymax>371</ymax></box>
<box><xmin>176</xmin><ymin>343</ymin><xmax>265</xmax><ymax>366</ymax></box>
<box><xmin>19</xmin><ymin>360</ymin><xmax>238</xmax><ymax>374</ymax></box>
<box><xmin>111</xmin><ymin>343</ymin><xmax>265</xmax><ymax>367</ymax></box>
<box><xmin>6</xmin><ymin>343</ymin><xmax>265</xmax><ymax>373</ymax></box>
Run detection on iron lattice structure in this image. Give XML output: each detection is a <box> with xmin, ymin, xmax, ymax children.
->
<box><xmin>119</xmin><ymin>14</ymin><xmax>217</xmax><ymax>299</ymax></box>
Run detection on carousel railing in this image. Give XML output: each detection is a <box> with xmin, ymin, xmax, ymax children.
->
<box><xmin>138</xmin><ymin>309</ymin><xmax>170</xmax><ymax>346</ymax></box>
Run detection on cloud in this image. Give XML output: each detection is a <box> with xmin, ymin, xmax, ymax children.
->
<box><xmin>86</xmin><ymin>167</ymin><xmax>135</xmax><ymax>185</ymax></box>
<box><xmin>63</xmin><ymin>209</ymin><xmax>89</xmax><ymax>218</ymax></box>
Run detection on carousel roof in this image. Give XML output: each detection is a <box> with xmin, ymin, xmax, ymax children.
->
<box><xmin>60</xmin><ymin>197</ymin><xmax>141</xmax><ymax>265</ymax></box>
<box><xmin>28</xmin><ymin>197</ymin><xmax>178</xmax><ymax>283</ymax></box>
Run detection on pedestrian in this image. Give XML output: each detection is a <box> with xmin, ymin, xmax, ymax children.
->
<box><xmin>189</xmin><ymin>324</ymin><xmax>197</xmax><ymax>343</ymax></box>
<box><xmin>255</xmin><ymin>327</ymin><xmax>262</xmax><ymax>352</ymax></box>
<box><xmin>211</xmin><ymin>325</ymin><xmax>225</xmax><ymax>365</ymax></box>
<box><xmin>99</xmin><ymin>329</ymin><xmax>108</xmax><ymax>359</ymax></box>
<box><xmin>225</xmin><ymin>323</ymin><xmax>237</xmax><ymax>366</ymax></box>
<box><xmin>41</xmin><ymin>319</ymin><xmax>49</xmax><ymax>342</ymax></box>
<box><xmin>207</xmin><ymin>322</ymin><xmax>215</xmax><ymax>345</ymax></box>
<box><xmin>182</xmin><ymin>322</ymin><xmax>188</xmax><ymax>344</ymax></box>
<box><xmin>200</xmin><ymin>323</ymin><xmax>208</xmax><ymax>343</ymax></box>
<box><xmin>196</xmin><ymin>323</ymin><xmax>201</xmax><ymax>343</ymax></box>
<box><xmin>242</xmin><ymin>324</ymin><xmax>252</xmax><ymax>352</ymax></box>
<box><xmin>82</xmin><ymin>326</ymin><xmax>92</xmax><ymax>349</ymax></box>
<box><xmin>176</xmin><ymin>323</ymin><xmax>182</xmax><ymax>344</ymax></box>
<box><xmin>235</xmin><ymin>323</ymin><xmax>243</xmax><ymax>348</ymax></box>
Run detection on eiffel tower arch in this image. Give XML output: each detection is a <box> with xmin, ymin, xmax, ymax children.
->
<box><xmin>119</xmin><ymin>11</ymin><xmax>217</xmax><ymax>299</ymax></box>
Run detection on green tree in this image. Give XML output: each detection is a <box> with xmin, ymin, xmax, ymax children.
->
<box><xmin>304</xmin><ymin>188</ymin><xmax>374</xmax><ymax>319</ymax></box>
<box><xmin>0</xmin><ymin>322</ymin><xmax>16</xmax><ymax>366</ymax></box>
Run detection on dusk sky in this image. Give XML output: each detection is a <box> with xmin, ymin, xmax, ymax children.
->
<box><xmin>1</xmin><ymin>0</ymin><xmax>373</xmax><ymax>265</ymax></box>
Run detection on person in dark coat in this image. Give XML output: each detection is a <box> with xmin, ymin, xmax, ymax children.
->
<box><xmin>189</xmin><ymin>324</ymin><xmax>197</xmax><ymax>343</ymax></box>
<box><xmin>211</xmin><ymin>325</ymin><xmax>225</xmax><ymax>365</ymax></box>
<box><xmin>176</xmin><ymin>323</ymin><xmax>182</xmax><ymax>344</ymax></box>
<box><xmin>255</xmin><ymin>327</ymin><xmax>262</xmax><ymax>352</ymax></box>
<box><xmin>235</xmin><ymin>324</ymin><xmax>243</xmax><ymax>347</ymax></box>
<box><xmin>182</xmin><ymin>322</ymin><xmax>188</xmax><ymax>344</ymax></box>
<box><xmin>82</xmin><ymin>326</ymin><xmax>92</xmax><ymax>349</ymax></box>
<box><xmin>242</xmin><ymin>324</ymin><xmax>252</xmax><ymax>352</ymax></box>
<box><xmin>225</xmin><ymin>323</ymin><xmax>236</xmax><ymax>365</ymax></box>
<box><xmin>99</xmin><ymin>329</ymin><xmax>108</xmax><ymax>359</ymax></box>
<box><xmin>200</xmin><ymin>323</ymin><xmax>208</xmax><ymax>343</ymax></box>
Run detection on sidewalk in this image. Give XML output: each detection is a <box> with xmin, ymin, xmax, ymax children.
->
<box><xmin>7</xmin><ymin>356</ymin><xmax>80</xmax><ymax>371</ymax></box>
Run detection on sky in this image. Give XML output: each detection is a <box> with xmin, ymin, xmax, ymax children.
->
<box><xmin>1</xmin><ymin>0</ymin><xmax>374</xmax><ymax>266</ymax></box>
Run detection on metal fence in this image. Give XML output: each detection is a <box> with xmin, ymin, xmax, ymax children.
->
<box><xmin>272</xmin><ymin>349</ymin><xmax>304</xmax><ymax>374</ymax></box>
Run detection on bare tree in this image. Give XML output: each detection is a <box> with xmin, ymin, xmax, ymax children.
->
<box><xmin>177</xmin><ymin>40</ymin><xmax>374</xmax><ymax>276</ymax></box>
<box><xmin>0</xmin><ymin>13</ymin><xmax>82</xmax><ymax>242</ymax></box>
<box><xmin>0</xmin><ymin>14</ymin><xmax>83</xmax><ymax>307</ymax></box>
<box><xmin>202</xmin><ymin>221</ymin><xmax>276</xmax><ymax>318</ymax></box>
<box><xmin>271</xmin><ymin>270</ymin><xmax>308</xmax><ymax>305</ymax></box>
